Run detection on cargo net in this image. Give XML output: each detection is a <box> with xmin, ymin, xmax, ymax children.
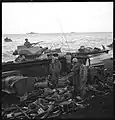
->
<box><xmin>2</xmin><ymin>66</ymin><xmax>113</xmax><ymax>119</ymax></box>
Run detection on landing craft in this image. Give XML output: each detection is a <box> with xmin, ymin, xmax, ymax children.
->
<box><xmin>4</xmin><ymin>37</ymin><xmax>12</xmax><ymax>42</ymax></box>
<box><xmin>89</xmin><ymin>49</ymin><xmax>113</xmax><ymax>76</ymax></box>
<box><xmin>107</xmin><ymin>42</ymin><xmax>113</xmax><ymax>49</ymax></box>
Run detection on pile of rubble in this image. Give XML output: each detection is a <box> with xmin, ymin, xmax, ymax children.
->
<box><xmin>2</xmin><ymin>65</ymin><xmax>113</xmax><ymax>119</ymax></box>
<box><xmin>2</xmin><ymin>75</ymin><xmax>113</xmax><ymax>119</ymax></box>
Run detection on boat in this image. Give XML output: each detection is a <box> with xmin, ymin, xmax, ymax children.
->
<box><xmin>4</xmin><ymin>37</ymin><xmax>12</xmax><ymax>42</ymax></box>
<box><xmin>12</xmin><ymin>44</ymin><xmax>49</xmax><ymax>62</ymax></box>
<box><xmin>2</xmin><ymin>57</ymin><xmax>67</xmax><ymax>77</ymax></box>
<box><xmin>12</xmin><ymin>41</ymin><xmax>63</xmax><ymax>63</ymax></box>
<box><xmin>26</xmin><ymin>32</ymin><xmax>38</xmax><ymax>34</ymax></box>
<box><xmin>76</xmin><ymin>49</ymin><xmax>109</xmax><ymax>55</ymax></box>
<box><xmin>77</xmin><ymin>46</ymin><xmax>109</xmax><ymax>56</ymax></box>
<box><xmin>13</xmin><ymin>45</ymin><xmax>48</xmax><ymax>56</ymax></box>
<box><xmin>107</xmin><ymin>42</ymin><xmax>113</xmax><ymax>48</ymax></box>
<box><xmin>89</xmin><ymin>49</ymin><xmax>113</xmax><ymax>76</ymax></box>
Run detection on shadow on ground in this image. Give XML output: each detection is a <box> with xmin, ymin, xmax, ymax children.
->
<box><xmin>60</xmin><ymin>93</ymin><xmax>113</xmax><ymax>118</ymax></box>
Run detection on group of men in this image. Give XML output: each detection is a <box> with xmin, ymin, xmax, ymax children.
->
<box><xmin>49</xmin><ymin>52</ymin><xmax>88</xmax><ymax>100</ymax></box>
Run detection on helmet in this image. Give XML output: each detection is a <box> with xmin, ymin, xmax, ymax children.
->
<box><xmin>72</xmin><ymin>58</ymin><xmax>78</xmax><ymax>63</ymax></box>
<box><xmin>51</xmin><ymin>56</ymin><xmax>58</xmax><ymax>62</ymax></box>
<box><xmin>25</xmin><ymin>38</ymin><xmax>28</xmax><ymax>41</ymax></box>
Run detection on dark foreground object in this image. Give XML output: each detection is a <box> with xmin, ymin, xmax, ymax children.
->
<box><xmin>60</xmin><ymin>93</ymin><xmax>113</xmax><ymax>118</ymax></box>
<box><xmin>2</xmin><ymin>57</ymin><xmax>67</xmax><ymax>77</ymax></box>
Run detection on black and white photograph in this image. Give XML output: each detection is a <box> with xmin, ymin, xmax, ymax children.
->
<box><xmin>2</xmin><ymin>2</ymin><xmax>113</xmax><ymax>119</ymax></box>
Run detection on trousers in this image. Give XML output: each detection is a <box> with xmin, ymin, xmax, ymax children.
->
<box><xmin>51</xmin><ymin>72</ymin><xmax>60</xmax><ymax>87</ymax></box>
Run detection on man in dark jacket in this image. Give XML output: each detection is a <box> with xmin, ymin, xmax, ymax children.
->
<box><xmin>24</xmin><ymin>38</ymin><xmax>32</xmax><ymax>48</ymax></box>
<box><xmin>66</xmin><ymin>52</ymin><xmax>72</xmax><ymax>74</ymax></box>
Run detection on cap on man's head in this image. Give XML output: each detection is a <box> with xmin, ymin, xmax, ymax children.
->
<box><xmin>25</xmin><ymin>38</ymin><xmax>28</xmax><ymax>41</ymax></box>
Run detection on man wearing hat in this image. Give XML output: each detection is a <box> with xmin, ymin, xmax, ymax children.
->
<box><xmin>50</xmin><ymin>55</ymin><xmax>62</xmax><ymax>87</ymax></box>
<box><xmin>71</xmin><ymin>58</ymin><xmax>82</xmax><ymax>99</ymax></box>
<box><xmin>71</xmin><ymin>57</ymin><xmax>88</xmax><ymax>100</ymax></box>
<box><xmin>24</xmin><ymin>38</ymin><xmax>32</xmax><ymax>48</ymax></box>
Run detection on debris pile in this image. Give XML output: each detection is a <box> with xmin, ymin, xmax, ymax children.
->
<box><xmin>2</xmin><ymin>67</ymin><xmax>113</xmax><ymax>119</ymax></box>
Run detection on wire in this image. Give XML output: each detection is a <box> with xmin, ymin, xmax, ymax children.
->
<box><xmin>57</xmin><ymin>19</ymin><xmax>70</xmax><ymax>51</ymax></box>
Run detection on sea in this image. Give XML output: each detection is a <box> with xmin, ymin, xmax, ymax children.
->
<box><xmin>2</xmin><ymin>32</ymin><xmax>113</xmax><ymax>62</ymax></box>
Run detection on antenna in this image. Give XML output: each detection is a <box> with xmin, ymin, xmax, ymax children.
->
<box><xmin>57</xmin><ymin>19</ymin><xmax>70</xmax><ymax>51</ymax></box>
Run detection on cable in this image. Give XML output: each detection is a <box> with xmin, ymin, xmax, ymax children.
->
<box><xmin>57</xmin><ymin>19</ymin><xmax>70</xmax><ymax>51</ymax></box>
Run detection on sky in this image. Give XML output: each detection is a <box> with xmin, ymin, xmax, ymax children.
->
<box><xmin>2</xmin><ymin>2</ymin><xmax>113</xmax><ymax>34</ymax></box>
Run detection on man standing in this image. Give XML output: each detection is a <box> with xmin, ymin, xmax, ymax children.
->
<box><xmin>79</xmin><ymin>62</ymin><xmax>88</xmax><ymax>99</ymax></box>
<box><xmin>50</xmin><ymin>55</ymin><xmax>62</xmax><ymax>87</ymax></box>
<box><xmin>71</xmin><ymin>58</ymin><xmax>81</xmax><ymax>98</ymax></box>
<box><xmin>71</xmin><ymin>58</ymin><xmax>88</xmax><ymax>100</ymax></box>
<box><xmin>65</xmin><ymin>52</ymin><xmax>72</xmax><ymax>74</ymax></box>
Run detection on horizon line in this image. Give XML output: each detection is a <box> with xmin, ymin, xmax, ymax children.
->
<box><xmin>3</xmin><ymin>31</ymin><xmax>113</xmax><ymax>35</ymax></box>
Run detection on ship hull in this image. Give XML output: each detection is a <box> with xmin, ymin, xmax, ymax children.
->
<box><xmin>2</xmin><ymin>57</ymin><xmax>67</xmax><ymax>77</ymax></box>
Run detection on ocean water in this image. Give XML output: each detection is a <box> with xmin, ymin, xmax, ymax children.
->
<box><xmin>2</xmin><ymin>32</ymin><xmax>113</xmax><ymax>62</ymax></box>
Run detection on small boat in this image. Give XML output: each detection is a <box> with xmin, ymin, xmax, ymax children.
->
<box><xmin>77</xmin><ymin>46</ymin><xmax>109</xmax><ymax>55</ymax></box>
<box><xmin>12</xmin><ymin>41</ymin><xmax>63</xmax><ymax>62</ymax></box>
<box><xmin>13</xmin><ymin>44</ymin><xmax>49</xmax><ymax>62</ymax></box>
<box><xmin>76</xmin><ymin>49</ymin><xmax>109</xmax><ymax>55</ymax></box>
<box><xmin>13</xmin><ymin>45</ymin><xmax>48</xmax><ymax>56</ymax></box>
<box><xmin>26</xmin><ymin>32</ymin><xmax>37</xmax><ymax>34</ymax></box>
<box><xmin>4</xmin><ymin>37</ymin><xmax>12</xmax><ymax>42</ymax></box>
<box><xmin>90</xmin><ymin>50</ymin><xmax>113</xmax><ymax>71</ymax></box>
<box><xmin>107</xmin><ymin>42</ymin><xmax>113</xmax><ymax>48</ymax></box>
